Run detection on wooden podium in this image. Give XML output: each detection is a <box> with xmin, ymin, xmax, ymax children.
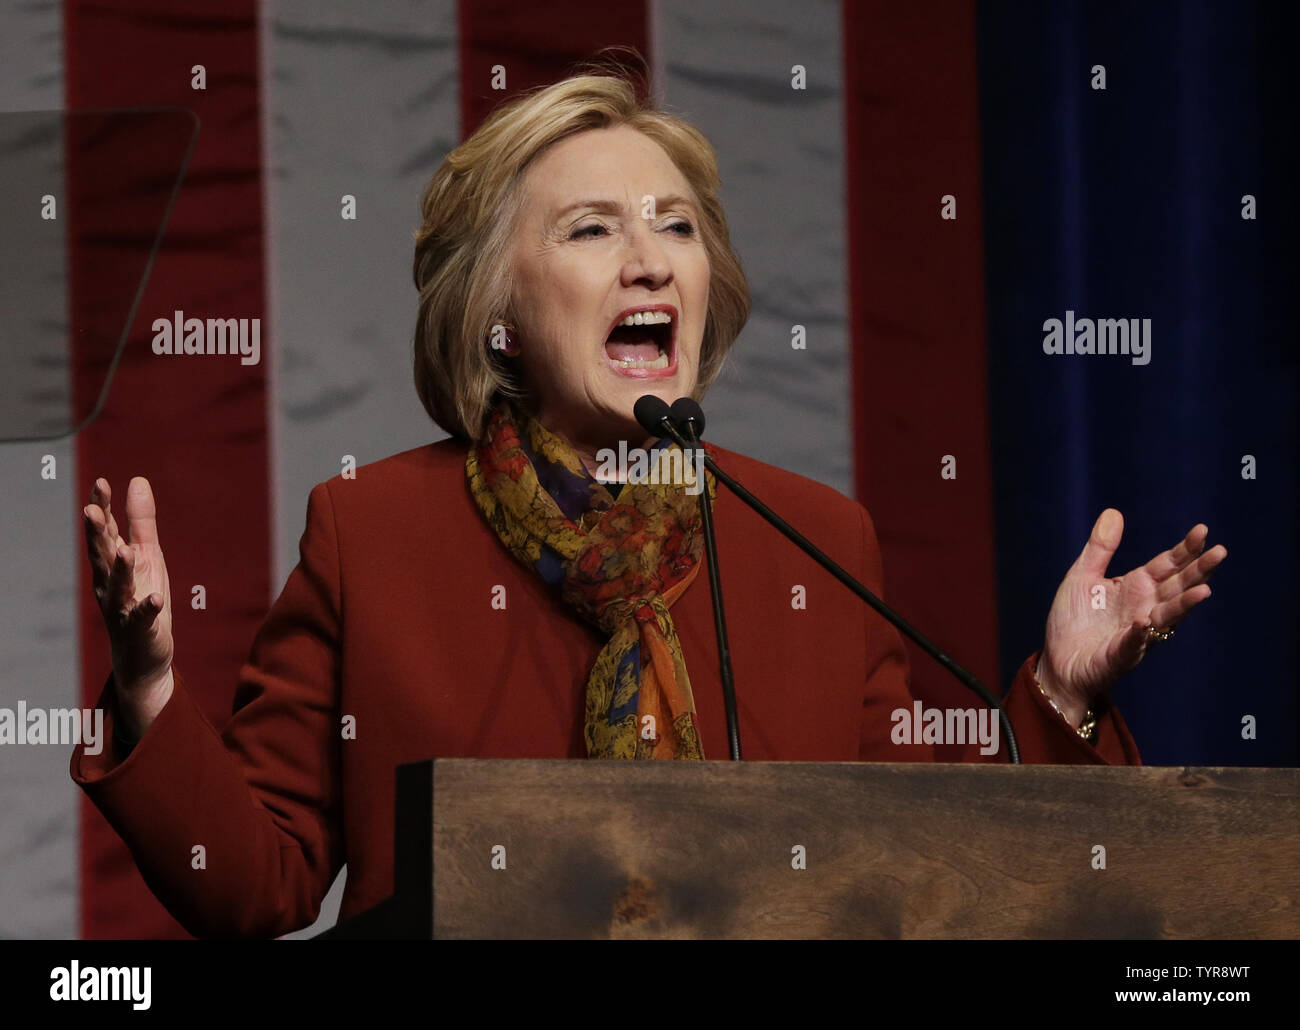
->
<box><xmin>317</xmin><ymin>759</ymin><xmax>1300</xmax><ymax>939</ymax></box>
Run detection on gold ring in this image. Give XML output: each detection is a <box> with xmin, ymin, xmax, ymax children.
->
<box><xmin>1145</xmin><ymin>625</ymin><xmax>1175</xmax><ymax>643</ymax></box>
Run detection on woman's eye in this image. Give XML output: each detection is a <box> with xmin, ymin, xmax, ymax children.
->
<box><xmin>666</xmin><ymin>220</ymin><xmax>695</xmax><ymax>236</ymax></box>
<box><xmin>570</xmin><ymin>223</ymin><xmax>608</xmax><ymax>239</ymax></box>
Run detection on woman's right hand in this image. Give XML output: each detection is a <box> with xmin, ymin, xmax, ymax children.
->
<box><xmin>83</xmin><ymin>476</ymin><xmax>175</xmax><ymax>742</ymax></box>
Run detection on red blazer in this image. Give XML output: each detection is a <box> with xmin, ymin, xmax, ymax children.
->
<box><xmin>71</xmin><ymin>439</ymin><xmax>1140</xmax><ymax>937</ymax></box>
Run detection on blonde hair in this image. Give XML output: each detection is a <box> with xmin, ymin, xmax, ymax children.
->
<box><xmin>412</xmin><ymin>71</ymin><xmax>751</xmax><ymax>440</ymax></box>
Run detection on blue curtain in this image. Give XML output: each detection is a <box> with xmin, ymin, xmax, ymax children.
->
<box><xmin>976</xmin><ymin>0</ymin><xmax>1297</xmax><ymax>765</ymax></box>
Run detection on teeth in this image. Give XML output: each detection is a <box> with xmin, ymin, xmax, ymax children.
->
<box><xmin>619</xmin><ymin>310</ymin><xmax>673</xmax><ymax>327</ymax></box>
<box><xmin>613</xmin><ymin>351</ymin><xmax>671</xmax><ymax>370</ymax></box>
<box><xmin>608</xmin><ymin>309</ymin><xmax>673</xmax><ymax>371</ymax></box>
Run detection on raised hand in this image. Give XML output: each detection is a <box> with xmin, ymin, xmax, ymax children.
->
<box><xmin>83</xmin><ymin>476</ymin><xmax>175</xmax><ymax>741</ymax></box>
<box><xmin>1038</xmin><ymin>509</ymin><xmax>1226</xmax><ymax>723</ymax></box>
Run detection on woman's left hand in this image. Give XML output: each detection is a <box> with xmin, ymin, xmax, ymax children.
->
<box><xmin>1037</xmin><ymin>508</ymin><xmax>1227</xmax><ymax>723</ymax></box>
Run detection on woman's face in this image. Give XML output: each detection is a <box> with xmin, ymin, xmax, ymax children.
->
<box><xmin>508</xmin><ymin>124</ymin><xmax>711</xmax><ymax>453</ymax></box>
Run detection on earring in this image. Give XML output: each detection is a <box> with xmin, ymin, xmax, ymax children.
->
<box><xmin>489</xmin><ymin>322</ymin><xmax>520</xmax><ymax>356</ymax></box>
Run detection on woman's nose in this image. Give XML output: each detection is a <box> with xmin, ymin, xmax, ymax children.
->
<box><xmin>620</xmin><ymin>224</ymin><xmax>673</xmax><ymax>288</ymax></box>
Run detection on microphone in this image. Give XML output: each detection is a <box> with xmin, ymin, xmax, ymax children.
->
<box><xmin>670</xmin><ymin>397</ymin><xmax>704</xmax><ymax>439</ymax></box>
<box><xmin>633</xmin><ymin>394</ymin><xmax>675</xmax><ymax>441</ymax></box>
<box><xmin>635</xmin><ymin>394</ymin><xmax>742</xmax><ymax>760</ymax></box>
<box><xmin>650</xmin><ymin>397</ymin><xmax>1022</xmax><ymax>764</ymax></box>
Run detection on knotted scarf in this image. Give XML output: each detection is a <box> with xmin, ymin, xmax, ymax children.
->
<box><xmin>465</xmin><ymin>402</ymin><xmax>714</xmax><ymax>760</ymax></box>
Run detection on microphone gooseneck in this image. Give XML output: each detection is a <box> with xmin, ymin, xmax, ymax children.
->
<box><xmin>636</xmin><ymin>395</ymin><xmax>1021</xmax><ymax>765</ymax></box>
<box><xmin>635</xmin><ymin>393</ymin><xmax>742</xmax><ymax>760</ymax></box>
<box><xmin>674</xmin><ymin>401</ymin><xmax>741</xmax><ymax>761</ymax></box>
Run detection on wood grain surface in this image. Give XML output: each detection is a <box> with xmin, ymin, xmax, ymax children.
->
<box><xmin>424</xmin><ymin>760</ymin><xmax>1299</xmax><ymax>939</ymax></box>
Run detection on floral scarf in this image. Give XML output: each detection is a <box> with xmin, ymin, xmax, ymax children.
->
<box><xmin>465</xmin><ymin>402</ymin><xmax>713</xmax><ymax>760</ymax></box>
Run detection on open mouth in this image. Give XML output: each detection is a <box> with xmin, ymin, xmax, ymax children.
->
<box><xmin>604</xmin><ymin>307</ymin><xmax>676</xmax><ymax>378</ymax></box>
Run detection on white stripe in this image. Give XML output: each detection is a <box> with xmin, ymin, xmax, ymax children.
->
<box><xmin>653</xmin><ymin>0</ymin><xmax>851</xmax><ymax>496</ymax></box>
<box><xmin>0</xmin><ymin>0</ymin><xmax>78</xmax><ymax>938</ymax></box>
<box><xmin>264</xmin><ymin>0</ymin><xmax>460</xmax><ymax>938</ymax></box>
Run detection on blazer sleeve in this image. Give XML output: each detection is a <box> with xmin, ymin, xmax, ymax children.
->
<box><xmin>69</xmin><ymin>481</ymin><xmax>345</xmax><ymax>938</ymax></box>
<box><xmin>853</xmin><ymin>503</ymin><xmax>1141</xmax><ymax>765</ymax></box>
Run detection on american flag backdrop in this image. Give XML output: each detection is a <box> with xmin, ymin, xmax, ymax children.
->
<box><xmin>0</xmin><ymin>0</ymin><xmax>1293</xmax><ymax>939</ymax></box>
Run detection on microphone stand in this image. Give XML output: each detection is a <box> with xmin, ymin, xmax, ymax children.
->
<box><xmin>658</xmin><ymin>415</ymin><xmax>1020</xmax><ymax>765</ymax></box>
<box><xmin>677</xmin><ymin>419</ymin><xmax>742</xmax><ymax>760</ymax></box>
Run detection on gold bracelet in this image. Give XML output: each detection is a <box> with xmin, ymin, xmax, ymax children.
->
<box><xmin>1033</xmin><ymin>662</ymin><xmax>1099</xmax><ymax>745</ymax></box>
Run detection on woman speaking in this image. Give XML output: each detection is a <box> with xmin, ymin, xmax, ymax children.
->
<box><xmin>71</xmin><ymin>73</ymin><xmax>1226</xmax><ymax>938</ymax></box>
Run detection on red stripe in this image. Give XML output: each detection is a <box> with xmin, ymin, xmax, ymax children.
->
<box><xmin>66</xmin><ymin>0</ymin><xmax>269</xmax><ymax>937</ymax></box>
<box><xmin>457</xmin><ymin>0</ymin><xmax>650</xmax><ymax>139</ymax></box>
<box><xmin>843</xmin><ymin>0</ymin><xmax>1001</xmax><ymax>751</ymax></box>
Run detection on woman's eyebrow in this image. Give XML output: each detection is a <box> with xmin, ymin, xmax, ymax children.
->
<box><xmin>552</xmin><ymin>194</ymin><xmax>698</xmax><ymax>220</ymax></box>
<box><xmin>654</xmin><ymin>193</ymin><xmax>697</xmax><ymax>215</ymax></box>
<box><xmin>553</xmin><ymin>198</ymin><xmax>624</xmax><ymax>220</ymax></box>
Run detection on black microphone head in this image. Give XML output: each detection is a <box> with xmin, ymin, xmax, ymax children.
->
<box><xmin>670</xmin><ymin>397</ymin><xmax>705</xmax><ymax>437</ymax></box>
<box><xmin>633</xmin><ymin>394</ymin><xmax>672</xmax><ymax>437</ymax></box>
